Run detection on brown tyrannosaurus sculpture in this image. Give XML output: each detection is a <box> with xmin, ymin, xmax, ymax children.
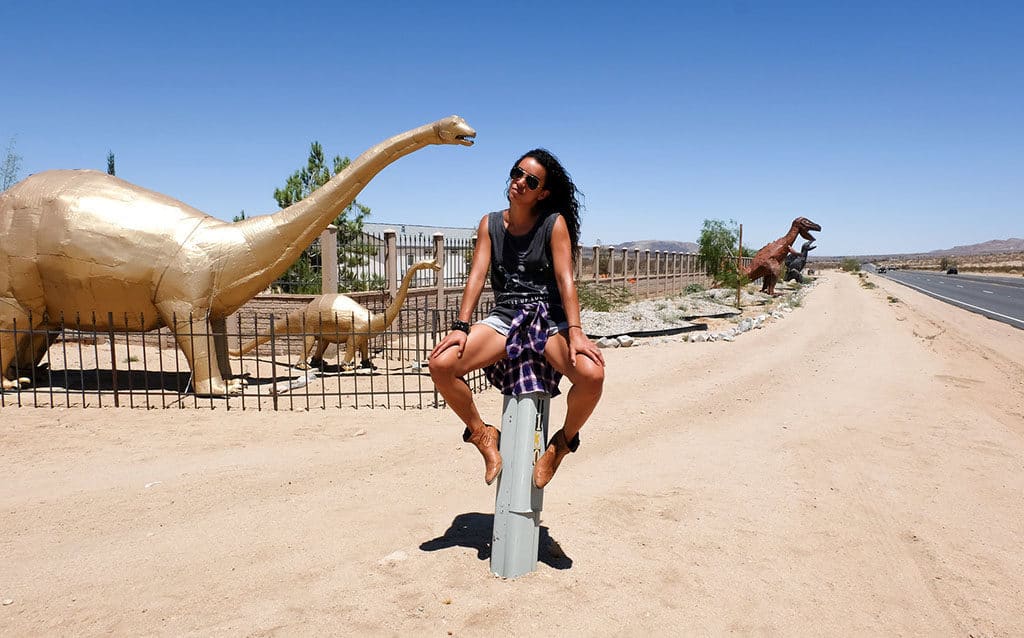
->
<box><xmin>229</xmin><ymin>259</ymin><xmax>441</xmax><ymax>370</ymax></box>
<box><xmin>743</xmin><ymin>217</ymin><xmax>821</xmax><ymax>296</ymax></box>
<box><xmin>0</xmin><ymin>116</ymin><xmax>475</xmax><ymax>395</ymax></box>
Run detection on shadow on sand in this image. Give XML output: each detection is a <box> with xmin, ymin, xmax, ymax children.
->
<box><xmin>419</xmin><ymin>511</ymin><xmax>573</xmax><ymax>570</ymax></box>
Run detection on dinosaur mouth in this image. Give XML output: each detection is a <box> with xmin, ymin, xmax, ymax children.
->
<box><xmin>455</xmin><ymin>134</ymin><xmax>476</xmax><ymax>146</ymax></box>
<box><xmin>800</xmin><ymin>223</ymin><xmax>821</xmax><ymax>242</ymax></box>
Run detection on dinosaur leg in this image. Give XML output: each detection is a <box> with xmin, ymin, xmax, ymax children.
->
<box><xmin>357</xmin><ymin>338</ymin><xmax>378</xmax><ymax>371</ymax></box>
<box><xmin>308</xmin><ymin>338</ymin><xmax>330</xmax><ymax>369</ymax></box>
<box><xmin>294</xmin><ymin>335</ymin><xmax>316</xmax><ymax>370</ymax></box>
<box><xmin>341</xmin><ymin>340</ymin><xmax>357</xmax><ymax>370</ymax></box>
<box><xmin>210</xmin><ymin>317</ymin><xmax>246</xmax><ymax>391</ymax></box>
<box><xmin>17</xmin><ymin>331</ymin><xmax>53</xmax><ymax>381</ymax></box>
<box><xmin>156</xmin><ymin>303</ymin><xmax>235</xmax><ymax>397</ymax></box>
<box><xmin>0</xmin><ymin>298</ymin><xmax>38</xmax><ymax>390</ymax></box>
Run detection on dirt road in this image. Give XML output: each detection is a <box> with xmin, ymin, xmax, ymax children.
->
<box><xmin>3</xmin><ymin>271</ymin><xmax>1022</xmax><ymax>636</ymax></box>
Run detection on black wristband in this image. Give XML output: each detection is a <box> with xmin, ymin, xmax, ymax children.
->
<box><xmin>451</xmin><ymin>319</ymin><xmax>471</xmax><ymax>334</ymax></box>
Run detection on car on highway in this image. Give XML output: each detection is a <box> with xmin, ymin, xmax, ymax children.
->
<box><xmin>946</xmin><ymin>267</ymin><xmax>958</xmax><ymax>274</ymax></box>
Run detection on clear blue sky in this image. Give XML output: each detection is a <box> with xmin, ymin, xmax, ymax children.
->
<box><xmin>3</xmin><ymin>1</ymin><xmax>1021</xmax><ymax>256</ymax></box>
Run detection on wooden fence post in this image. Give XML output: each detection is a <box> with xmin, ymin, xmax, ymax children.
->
<box><xmin>320</xmin><ymin>224</ymin><xmax>338</xmax><ymax>294</ymax></box>
<box><xmin>384</xmin><ymin>229</ymin><xmax>398</xmax><ymax>299</ymax></box>
<box><xmin>621</xmin><ymin>247</ymin><xmax>628</xmax><ymax>286</ymax></box>
<box><xmin>644</xmin><ymin>250</ymin><xmax>651</xmax><ymax>298</ymax></box>
<box><xmin>433</xmin><ymin>232</ymin><xmax>445</xmax><ymax>312</ymax></box>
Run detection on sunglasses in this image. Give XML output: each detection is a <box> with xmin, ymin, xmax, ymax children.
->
<box><xmin>509</xmin><ymin>166</ymin><xmax>542</xmax><ymax>191</ymax></box>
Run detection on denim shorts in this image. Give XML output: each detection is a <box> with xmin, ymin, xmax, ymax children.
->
<box><xmin>477</xmin><ymin>314</ymin><xmax>567</xmax><ymax>337</ymax></box>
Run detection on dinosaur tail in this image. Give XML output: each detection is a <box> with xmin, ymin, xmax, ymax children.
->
<box><xmin>228</xmin><ymin>312</ymin><xmax>307</xmax><ymax>357</ymax></box>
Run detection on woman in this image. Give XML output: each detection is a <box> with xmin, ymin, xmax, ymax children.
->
<box><xmin>429</xmin><ymin>149</ymin><xmax>605</xmax><ymax>489</ymax></box>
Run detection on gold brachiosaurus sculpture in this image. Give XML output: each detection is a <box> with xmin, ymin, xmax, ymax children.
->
<box><xmin>229</xmin><ymin>258</ymin><xmax>441</xmax><ymax>370</ymax></box>
<box><xmin>742</xmin><ymin>216</ymin><xmax>821</xmax><ymax>296</ymax></box>
<box><xmin>0</xmin><ymin>116</ymin><xmax>475</xmax><ymax>395</ymax></box>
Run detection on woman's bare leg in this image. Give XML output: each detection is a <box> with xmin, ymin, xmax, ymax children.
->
<box><xmin>429</xmin><ymin>325</ymin><xmax>508</xmax><ymax>483</ymax></box>
<box><xmin>534</xmin><ymin>331</ymin><xmax>605</xmax><ymax>487</ymax></box>
<box><xmin>542</xmin><ymin>332</ymin><xmax>605</xmax><ymax>440</ymax></box>
<box><xmin>429</xmin><ymin>325</ymin><xmax>507</xmax><ymax>429</ymax></box>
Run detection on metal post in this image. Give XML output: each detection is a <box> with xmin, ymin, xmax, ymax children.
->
<box><xmin>491</xmin><ymin>392</ymin><xmax>550</xmax><ymax>579</ymax></box>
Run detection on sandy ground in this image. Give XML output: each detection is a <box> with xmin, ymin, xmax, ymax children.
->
<box><xmin>2</xmin><ymin>271</ymin><xmax>1023</xmax><ymax>637</ymax></box>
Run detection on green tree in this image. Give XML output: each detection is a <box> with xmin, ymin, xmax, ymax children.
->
<box><xmin>106</xmin><ymin>151</ymin><xmax>116</xmax><ymax>176</ymax></box>
<box><xmin>698</xmin><ymin>218</ymin><xmax>747</xmax><ymax>286</ymax></box>
<box><xmin>273</xmin><ymin>142</ymin><xmax>375</xmax><ymax>293</ymax></box>
<box><xmin>2</xmin><ymin>137</ymin><xmax>22</xmax><ymax>190</ymax></box>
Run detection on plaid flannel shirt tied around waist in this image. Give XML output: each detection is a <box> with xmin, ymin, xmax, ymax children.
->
<box><xmin>484</xmin><ymin>302</ymin><xmax>562</xmax><ymax>397</ymax></box>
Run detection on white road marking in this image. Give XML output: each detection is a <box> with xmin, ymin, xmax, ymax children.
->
<box><xmin>983</xmin><ymin>290</ymin><xmax>994</xmax><ymax>294</ymax></box>
<box><xmin>892</xmin><ymin>279</ymin><xmax>1024</xmax><ymax>327</ymax></box>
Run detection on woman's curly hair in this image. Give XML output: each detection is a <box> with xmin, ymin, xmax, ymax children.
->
<box><xmin>513</xmin><ymin>148</ymin><xmax>584</xmax><ymax>261</ymax></box>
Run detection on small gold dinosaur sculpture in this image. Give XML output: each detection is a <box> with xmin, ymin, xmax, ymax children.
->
<box><xmin>229</xmin><ymin>259</ymin><xmax>441</xmax><ymax>370</ymax></box>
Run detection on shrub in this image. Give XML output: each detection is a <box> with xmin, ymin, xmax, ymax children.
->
<box><xmin>577</xmin><ymin>282</ymin><xmax>633</xmax><ymax>312</ymax></box>
<box><xmin>841</xmin><ymin>258</ymin><xmax>861</xmax><ymax>272</ymax></box>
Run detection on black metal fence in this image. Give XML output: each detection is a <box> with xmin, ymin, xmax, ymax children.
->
<box><xmin>269</xmin><ymin>228</ymin><xmax>476</xmax><ymax>295</ymax></box>
<box><xmin>0</xmin><ymin>302</ymin><xmax>492</xmax><ymax>410</ymax></box>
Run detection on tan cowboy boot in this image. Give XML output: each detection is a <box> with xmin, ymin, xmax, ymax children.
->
<box><xmin>533</xmin><ymin>429</ymin><xmax>580</xmax><ymax>489</ymax></box>
<box><xmin>463</xmin><ymin>425</ymin><xmax>502</xmax><ymax>485</ymax></box>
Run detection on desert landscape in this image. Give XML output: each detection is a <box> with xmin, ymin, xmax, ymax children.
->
<box><xmin>2</xmin><ymin>269</ymin><xmax>1023</xmax><ymax>636</ymax></box>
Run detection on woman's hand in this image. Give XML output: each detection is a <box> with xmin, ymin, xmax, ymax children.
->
<box><xmin>430</xmin><ymin>330</ymin><xmax>469</xmax><ymax>360</ymax></box>
<box><xmin>568</xmin><ymin>326</ymin><xmax>604</xmax><ymax>367</ymax></box>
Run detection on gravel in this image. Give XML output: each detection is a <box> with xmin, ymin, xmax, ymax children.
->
<box><xmin>580</xmin><ymin>290</ymin><xmax>754</xmax><ymax>337</ymax></box>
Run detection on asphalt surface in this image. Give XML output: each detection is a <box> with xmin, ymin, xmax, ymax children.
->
<box><xmin>870</xmin><ymin>268</ymin><xmax>1024</xmax><ymax>330</ymax></box>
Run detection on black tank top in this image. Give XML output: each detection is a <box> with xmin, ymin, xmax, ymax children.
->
<box><xmin>487</xmin><ymin>210</ymin><xmax>566</xmax><ymax>324</ymax></box>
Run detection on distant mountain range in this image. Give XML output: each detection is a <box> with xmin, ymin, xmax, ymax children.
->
<box><xmin>593</xmin><ymin>238</ymin><xmax>1024</xmax><ymax>261</ymax></box>
<box><xmin>584</xmin><ymin>237</ymin><xmax>1023</xmax><ymax>260</ymax></box>
<box><xmin>925</xmin><ymin>238</ymin><xmax>1024</xmax><ymax>257</ymax></box>
<box><xmin>816</xmin><ymin>237</ymin><xmax>1024</xmax><ymax>261</ymax></box>
<box><xmin>587</xmin><ymin>240</ymin><xmax>700</xmax><ymax>254</ymax></box>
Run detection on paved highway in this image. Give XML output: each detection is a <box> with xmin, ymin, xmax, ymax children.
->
<box><xmin>873</xmin><ymin>268</ymin><xmax>1024</xmax><ymax>330</ymax></box>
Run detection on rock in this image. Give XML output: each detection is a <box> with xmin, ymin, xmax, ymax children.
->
<box><xmin>616</xmin><ymin>335</ymin><xmax>635</xmax><ymax>347</ymax></box>
<box><xmin>379</xmin><ymin>550</ymin><xmax>408</xmax><ymax>564</ymax></box>
<box><xmin>597</xmin><ymin>337</ymin><xmax>620</xmax><ymax>348</ymax></box>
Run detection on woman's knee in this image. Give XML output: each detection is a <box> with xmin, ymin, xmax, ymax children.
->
<box><xmin>429</xmin><ymin>350</ymin><xmax>461</xmax><ymax>380</ymax></box>
<box><xmin>571</xmin><ymin>357</ymin><xmax>604</xmax><ymax>391</ymax></box>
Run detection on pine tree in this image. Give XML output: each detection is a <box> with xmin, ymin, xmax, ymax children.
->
<box><xmin>273</xmin><ymin>142</ymin><xmax>376</xmax><ymax>293</ymax></box>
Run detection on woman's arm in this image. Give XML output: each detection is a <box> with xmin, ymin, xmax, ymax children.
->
<box><xmin>550</xmin><ymin>215</ymin><xmax>605</xmax><ymax>367</ymax></box>
<box><xmin>457</xmin><ymin>214</ymin><xmax>492</xmax><ymax>322</ymax></box>
<box><xmin>430</xmin><ymin>214</ymin><xmax>492</xmax><ymax>360</ymax></box>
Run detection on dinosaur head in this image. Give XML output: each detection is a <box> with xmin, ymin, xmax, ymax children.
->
<box><xmin>433</xmin><ymin>115</ymin><xmax>476</xmax><ymax>146</ymax></box>
<box><xmin>793</xmin><ymin>217</ymin><xmax>821</xmax><ymax>241</ymax></box>
<box><xmin>801</xmin><ymin>240</ymin><xmax>816</xmax><ymax>253</ymax></box>
<box><xmin>412</xmin><ymin>258</ymin><xmax>443</xmax><ymax>273</ymax></box>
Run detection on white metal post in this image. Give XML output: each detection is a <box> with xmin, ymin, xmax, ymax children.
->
<box><xmin>491</xmin><ymin>392</ymin><xmax>550</xmax><ymax>578</ymax></box>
